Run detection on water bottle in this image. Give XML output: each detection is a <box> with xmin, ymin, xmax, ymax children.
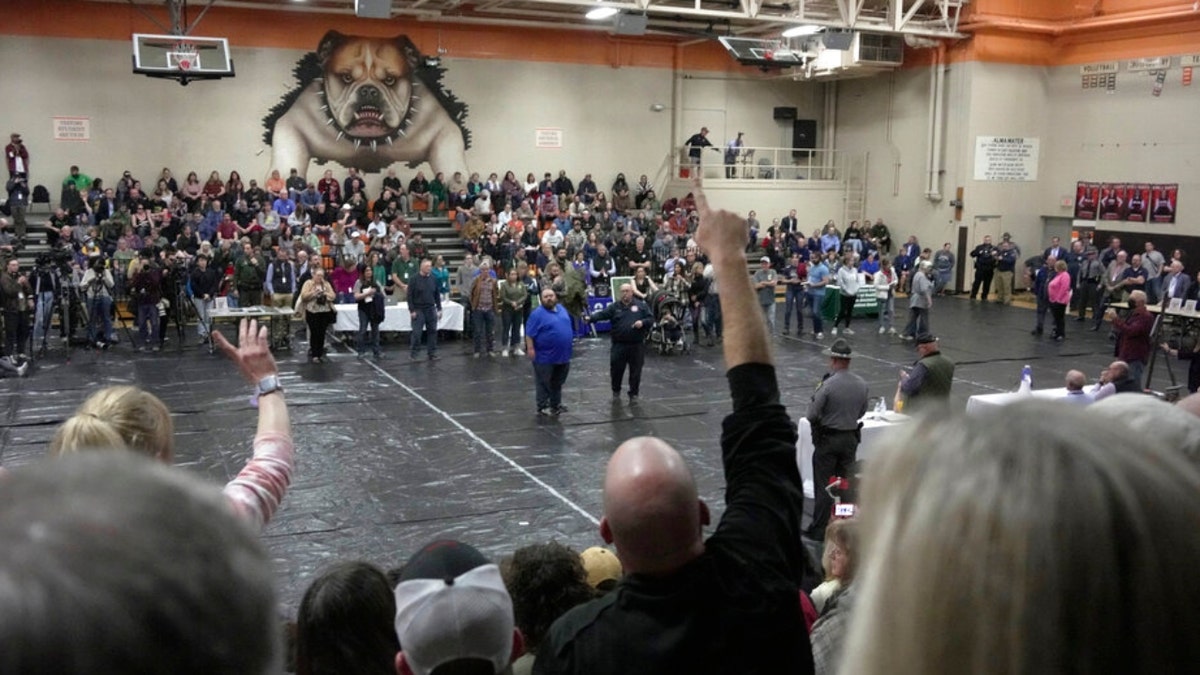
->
<box><xmin>1018</xmin><ymin>364</ymin><xmax>1033</xmax><ymax>393</ymax></box>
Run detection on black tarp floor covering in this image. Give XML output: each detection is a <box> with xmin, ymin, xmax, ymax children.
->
<box><xmin>0</xmin><ymin>297</ymin><xmax>1127</xmax><ymax>613</ymax></box>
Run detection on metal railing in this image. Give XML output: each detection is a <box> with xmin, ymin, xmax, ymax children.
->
<box><xmin>672</xmin><ymin>145</ymin><xmax>846</xmax><ymax>183</ymax></box>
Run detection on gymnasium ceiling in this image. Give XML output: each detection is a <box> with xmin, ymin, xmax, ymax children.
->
<box><xmin>106</xmin><ymin>0</ymin><xmax>970</xmax><ymax>40</ymax></box>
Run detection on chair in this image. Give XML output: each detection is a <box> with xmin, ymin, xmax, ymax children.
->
<box><xmin>757</xmin><ymin>158</ymin><xmax>775</xmax><ymax>180</ymax></box>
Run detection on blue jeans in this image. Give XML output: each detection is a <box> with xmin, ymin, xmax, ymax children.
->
<box><xmin>472</xmin><ymin>309</ymin><xmax>495</xmax><ymax>354</ymax></box>
<box><xmin>88</xmin><ymin>295</ymin><xmax>113</xmax><ymax>344</ymax></box>
<box><xmin>136</xmin><ymin>303</ymin><xmax>159</xmax><ymax>347</ymax></box>
<box><xmin>878</xmin><ymin>295</ymin><xmax>894</xmax><ymax>330</ymax></box>
<box><xmin>410</xmin><ymin>305</ymin><xmax>439</xmax><ymax>356</ymax></box>
<box><xmin>808</xmin><ymin>292</ymin><xmax>825</xmax><ymax>334</ymax></box>
<box><xmin>33</xmin><ymin>291</ymin><xmax>55</xmax><ymax>343</ymax></box>
<box><xmin>761</xmin><ymin>303</ymin><xmax>776</xmax><ymax>333</ymax></box>
<box><xmin>192</xmin><ymin>297</ymin><xmax>213</xmax><ymax>337</ymax></box>
<box><xmin>783</xmin><ymin>288</ymin><xmax>805</xmax><ymax>333</ymax></box>
<box><xmin>533</xmin><ymin>361</ymin><xmax>570</xmax><ymax>410</ymax></box>
<box><xmin>1145</xmin><ymin>276</ymin><xmax>1162</xmax><ymax>305</ymax></box>
<box><xmin>704</xmin><ymin>293</ymin><xmax>722</xmax><ymax>338</ymax></box>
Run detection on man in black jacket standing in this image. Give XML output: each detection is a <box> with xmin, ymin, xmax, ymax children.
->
<box><xmin>536</xmin><ymin>184</ymin><xmax>813</xmax><ymax>675</ymax></box>
<box><xmin>408</xmin><ymin>258</ymin><xmax>442</xmax><ymax>361</ymax></box>
<box><xmin>585</xmin><ymin>283</ymin><xmax>652</xmax><ymax>404</ymax></box>
<box><xmin>969</xmin><ymin>234</ymin><xmax>998</xmax><ymax>301</ymax></box>
<box><xmin>189</xmin><ymin>254</ymin><xmax>221</xmax><ymax>344</ymax></box>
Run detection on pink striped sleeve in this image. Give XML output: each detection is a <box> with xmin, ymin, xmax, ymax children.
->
<box><xmin>224</xmin><ymin>431</ymin><xmax>295</xmax><ymax>531</ymax></box>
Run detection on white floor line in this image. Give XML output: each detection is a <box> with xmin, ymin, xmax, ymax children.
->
<box><xmin>342</xmin><ymin>338</ymin><xmax>601</xmax><ymax>526</ymax></box>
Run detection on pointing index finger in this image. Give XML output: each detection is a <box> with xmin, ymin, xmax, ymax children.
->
<box><xmin>692</xmin><ymin>178</ymin><xmax>709</xmax><ymax>215</ymax></box>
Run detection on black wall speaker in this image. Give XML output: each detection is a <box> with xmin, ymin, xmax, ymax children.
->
<box><xmin>793</xmin><ymin>119</ymin><xmax>817</xmax><ymax>150</ymax></box>
<box><xmin>773</xmin><ymin>106</ymin><xmax>798</xmax><ymax>121</ymax></box>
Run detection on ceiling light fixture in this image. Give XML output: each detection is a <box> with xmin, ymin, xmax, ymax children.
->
<box><xmin>586</xmin><ymin>5</ymin><xmax>621</xmax><ymax>20</ymax></box>
<box><xmin>781</xmin><ymin>24</ymin><xmax>822</xmax><ymax>38</ymax></box>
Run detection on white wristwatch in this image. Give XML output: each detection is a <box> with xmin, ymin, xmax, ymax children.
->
<box><xmin>255</xmin><ymin>374</ymin><xmax>283</xmax><ymax>397</ymax></box>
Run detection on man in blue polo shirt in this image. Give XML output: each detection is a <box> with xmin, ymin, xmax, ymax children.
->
<box><xmin>526</xmin><ymin>286</ymin><xmax>575</xmax><ymax>416</ymax></box>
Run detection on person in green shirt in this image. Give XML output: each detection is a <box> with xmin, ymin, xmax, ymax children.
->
<box><xmin>429</xmin><ymin>172</ymin><xmax>448</xmax><ymax>214</ymax></box>
<box><xmin>390</xmin><ymin>244</ymin><xmax>418</xmax><ymax>301</ymax></box>
<box><xmin>63</xmin><ymin>165</ymin><xmax>91</xmax><ymax>193</ymax></box>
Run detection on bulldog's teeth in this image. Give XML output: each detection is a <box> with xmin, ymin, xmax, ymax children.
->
<box><xmin>354</xmin><ymin>139</ymin><xmax>361</xmax><ymax>150</ymax></box>
<box><xmin>370</xmin><ymin>140</ymin><xmax>378</xmax><ymax>152</ymax></box>
<box><xmin>325</xmin><ymin>117</ymin><xmax>335</xmax><ymax>126</ymax></box>
<box><xmin>386</xmin><ymin>136</ymin><xmax>394</xmax><ymax>145</ymax></box>
<box><xmin>319</xmin><ymin>105</ymin><xmax>328</xmax><ymax>112</ymax></box>
<box><xmin>336</xmin><ymin>131</ymin><xmax>345</xmax><ymax>141</ymax></box>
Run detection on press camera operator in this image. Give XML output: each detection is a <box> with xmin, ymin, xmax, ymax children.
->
<box><xmin>0</xmin><ymin>258</ymin><xmax>33</xmax><ymax>361</ymax></box>
<box><xmin>80</xmin><ymin>256</ymin><xmax>115</xmax><ymax>350</ymax></box>
<box><xmin>30</xmin><ymin>254</ymin><xmax>59</xmax><ymax>349</ymax></box>
<box><xmin>190</xmin><ymin>253</ymin><xmax>221</xmax><ymax>344</ymax></box>
<box><xmin>129</xmin><ymin>251</ymin><xmax>162</xmax><ymax>352</ymax></box>
<box><xmin>157</xmin><ymin>248</ymin><xmax>191</xmax><ymax>346</ymax></box>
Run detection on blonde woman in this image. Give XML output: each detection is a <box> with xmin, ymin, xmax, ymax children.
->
<box><xmin>840</xmin><ymin>400</ymin><xmax>1200</xmax><ymax>675</ymax></box>
<box><xmin>299</xmin><ymin>265</ymin><xmax>337</xmax><ymax>362</ymax></box>
<box><xmin>49</xmin><ymin>319</ymin><xmax>293</xmax><ymax>531</ymax></box>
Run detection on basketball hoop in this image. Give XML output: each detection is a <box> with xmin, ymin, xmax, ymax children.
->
<box><xmin>168</xmin><ymin>50</ymin><xmax>201</xmax><ymax>72</ymax></box>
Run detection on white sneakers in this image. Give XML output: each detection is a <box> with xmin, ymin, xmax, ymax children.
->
<box><xmin>843</xmin><ymin>328</ymin><xmax>855</xmax><ymax>335</ymax></box>
<box><xmin>879</xmin><ymin>326</ymin><xmax>886</xmax><ymax>334</ymax></box>
<box><xmin>831</xmin><ymin>327</ymin><xmax>839</xmax><ymax>336</ymax></box>
<box><xmin>502</xmin><ymin>349</ymin><xmax>510</xmax><ymax>357</ymax></box>
<box><xmin>815</xmin><ymin>332</ymin><xmax>824</xmax><ymax>339</ymax></box>
<box><xmin>514</xmin><ymin>348</ymin><xmax>525</xmax><ymax>355</ymax></box>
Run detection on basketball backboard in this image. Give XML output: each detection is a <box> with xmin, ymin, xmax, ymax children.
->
<box><xmin>718</xmin><ymin>36</ymin><xmax>807</xmax><ymax>68</ymax></box>
<box><xmin>132</xmin><ymin>33</ymin><xmax>234</xmax><ymax>84</ymax></box>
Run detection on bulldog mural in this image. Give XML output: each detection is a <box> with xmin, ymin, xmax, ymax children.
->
<box><xmin>262</xmin><ymin>31</ymin><xmax>470</xmax><ymax>179</ymax></box>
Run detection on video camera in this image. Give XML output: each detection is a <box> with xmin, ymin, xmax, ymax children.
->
<box><xmin>35</xmin><ymin>248</ymin><xmax>74</xmax><ymax>274</ymax></box>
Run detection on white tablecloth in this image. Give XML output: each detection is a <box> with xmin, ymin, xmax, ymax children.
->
<box><xmin>965</xmin><ymin>387</ymin><xmax>1071</xmax><ymax>416</ymax></box>
<box><xmin>334</xmin><ymin>301</ymin><xmax>465</xmax><ymax>332</ymax></box>
<box><xmin>796</xmin><ymin>412</ymin><xmax>911</xmax><ymax>499</ymax></box>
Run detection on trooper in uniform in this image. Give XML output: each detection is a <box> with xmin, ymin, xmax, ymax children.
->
<box><xmin>585</xmin><ymin>282</ymin><xmax>653</xmax><ymax>405</ymax></box>
<box><xmin>803</xmin><ymin>338</ymin><xmax>868</xmax><ymax>542</ymax></box>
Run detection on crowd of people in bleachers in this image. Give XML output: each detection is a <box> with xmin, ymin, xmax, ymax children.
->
<box><xmin>3</xmin><ymin>186</ymin><xmax>1200</xmax><ymax>675</ymax></box>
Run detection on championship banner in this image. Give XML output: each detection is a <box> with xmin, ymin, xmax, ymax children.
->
<box><xmin>1150</xmin><ymin>184</ymin><xmax>1178</xmax><ymax>224</ymax></box>
<box><xmin>1125</xmin><ymin>184</ymin><xmax>1151</xmax><ymax>222</ymax></box>
<box><xmin>1074</xmin><ymin>182</ymin><xmax>1100</xmax><ymax>220</ymax></box>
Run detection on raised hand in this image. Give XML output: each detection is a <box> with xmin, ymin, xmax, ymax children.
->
<box><xmin>212</xmin><ymin>318</ymin><xmax>278</xmax><ymax>384</ymax></box>
<box><xmin>692</xmin><ymin>179</ymin><xmax>747</xmax><ymax>265</ymax></box>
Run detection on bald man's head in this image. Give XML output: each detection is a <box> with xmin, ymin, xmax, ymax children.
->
<box><xmin>1065</xmin><ymin>370</ymin><xmax>1086</xmax><ymax>392</ymax></box>
<box><xmin>601</xmin><ymin>437</ymin><xmax>709</xmax><ymax>576</ymax></box>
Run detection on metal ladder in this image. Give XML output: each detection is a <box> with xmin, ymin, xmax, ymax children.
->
<box><xmin>843</xmin><ymin>151</ymin><xmax>869</xmax><ymax>226</ymax></box>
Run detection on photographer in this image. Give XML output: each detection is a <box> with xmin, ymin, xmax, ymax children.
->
<box><xmin>5</xmin><ymin>172</ymin><xmax>29</xmax><ymax>241</ymax></box>
<box><xmin>156</xmin><ymin>249</ymin><xmax>190</xmax><ymax>347</ymax></box>
<box><xmin>30</xmin><ymin>255</ymin><xmax>59</xmax><ymax>349</ymax></box>
<box><xmin>190</xmin><ymin>254</ymin><xmax>220</xmax><ymax>344</ymax></box>
<box><xmin>0</xmin><ymin>258</ymin><xmax>33</xmax><ymax>360</ymax></box>
<box><xmin>80</xmin><ymin>256</ymin><xmax>115</xmax><ymax>349</ymax></box>
<box><xmin>130</xmin><ymin>252</ymin><xmax>162</xmax><ymax>352</ymax></box>
<box><xmin>298</xmin><ymin>266</ymin><xmax>336</xmax><ymax>363</ymax></box>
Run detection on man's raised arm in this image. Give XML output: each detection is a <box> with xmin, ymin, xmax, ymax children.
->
<box><xmin>694</xmin><ymin>184</ymin><xmax>771</xmax><ymax>371</ymax></box>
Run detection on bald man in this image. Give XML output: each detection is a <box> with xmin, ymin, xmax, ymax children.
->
<box><xmin>1064</xmin><ymin>369</ymin><xmax>1092</xmax><ymax>404</ymax></box>
<box><xmin>536</xmin><ymin>184</ymin><xmax>813</xmax><ymax>674</ymax></box>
